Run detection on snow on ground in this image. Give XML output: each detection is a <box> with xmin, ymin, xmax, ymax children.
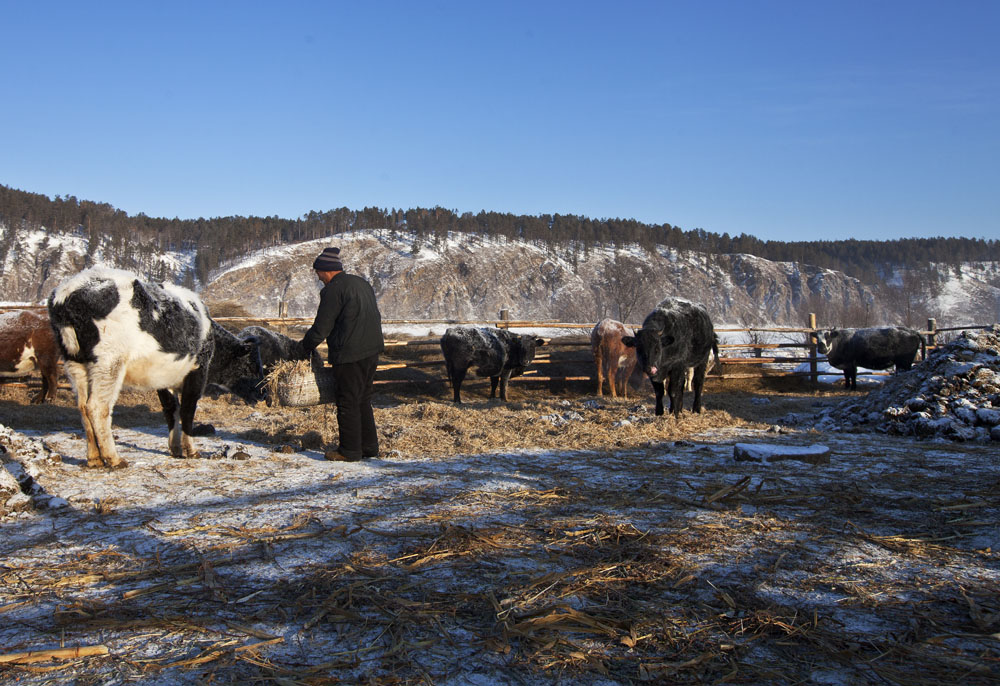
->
<box><xmin>2</xmin><ymin>390</ymin><xmax>999</xmax><ymax>684</ymax></box>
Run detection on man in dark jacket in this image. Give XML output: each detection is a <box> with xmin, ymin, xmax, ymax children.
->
<box><xmin>300</xmin><ymin>247</ymin><xmax>385</xmax><ymax>460</ymax></box>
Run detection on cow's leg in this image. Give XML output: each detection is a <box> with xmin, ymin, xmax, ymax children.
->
<box><xmin>157</xmin><ymin>389</ymin><xmax>184</xmax><ymax>457</ymax></box>
<box><xmin>691</xmin><ymin>363</ymin><xmax>707</xmax><ymax>413</ymax></box>
<box><xmin>64</xmin><ymin>362</ymin><xmax>102</xmax><ymax>468</ymax></box>
<box><xmin>594</xmin><ymin>349</ymin><xmax>605</xmax><ymax>397</ymax></box>
<box><xmin>37</xmin><ymin>356</ymin><xmax>60</xmax><ymax>403</ymax></box>
<box><xmin>500</xmin><ymin>369</ymin><xmax>516</xmax><ymax>401</ymax></box>
<box><xmin>177</xmin><ymin>372</ymin><xmax>206</xmax><ymax>459</ymax></box>
<box><xmin>651</xmin><ymin>378</ymin><xmax>665</xmax><ymax>416</ymax></box>
<box><xmin>668</xmin><ymin>368</ymin><xmax>686</xmax><ymax>418</ymax></box>
<box><xmin>845</xmin><ymin>366</ymin><xmax>857</xmax><ymax>391</ymax></box>
<box><xmin>85</xmin><ymin>362</ymin><xmax>128</xmax><ymax>468</ymax></box>
<box><xmin>490</xmin><ymin>375</ymin><xmax>500</xmax><ymax>399</ymax></box>
<box><xmin>621</xmin><ymin>360</ymin><xmax>635</xmax><ymax>400</ymax></box>
<box><xmin>607</xmin><ymin>356</ymin><xmax>619</xmax><ymax>399</ymax></box>
<box><xmin>30</xmin><ymin>364</ymin><xmax>47</xmax><ymax>405</ymax></box>
<box><xmin>447</xmin><ymin>361</ymin><xmax>467</xmax><ymax>403</ymax></box>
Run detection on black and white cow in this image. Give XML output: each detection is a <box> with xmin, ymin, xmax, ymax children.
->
<box><xmin>440</xmin><ymin>326</ymin><xmax>545</xmax><ymax>403</ymax></box>
<box><xmin>816</xmin><ymin>326</ymin><xmax>923</xmax><ymax>391</ymax></box>
<box><xmin>47</xmin><ymin>267</ymin><xmax>265</xmax><ymax>468</ymax></box>
<box><xmin>623</xmin><ymin>298</ymin><xmax>717</xmax><ymax>417</ymax></box>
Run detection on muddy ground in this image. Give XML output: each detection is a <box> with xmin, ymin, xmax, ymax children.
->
<box><xmin>1</xmin><ymin>379</ymin><xmax>999</xmax><ymax>685</ymax></box>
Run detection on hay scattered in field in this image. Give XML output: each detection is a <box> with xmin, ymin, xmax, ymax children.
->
<box><xmin>376</xmin><ymin>398</ymin><xmax>757</xmax><ymax>457</ymax></box>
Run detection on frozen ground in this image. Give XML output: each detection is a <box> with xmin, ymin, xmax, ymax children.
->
<box><xmin>1</xmin><ymin>388</ymin><xmax>999</xmax><ymax>684</ymax></box>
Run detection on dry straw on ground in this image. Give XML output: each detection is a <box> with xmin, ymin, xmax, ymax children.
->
<box><xmin>2</xmin><ymin>380</ymin><xmax>999</xmax><ymax>684</ymax></box>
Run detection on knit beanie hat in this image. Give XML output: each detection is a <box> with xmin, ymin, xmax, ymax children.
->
<box><xmin>312</xmin><ymin>247</ymin><xmax>343</xmax><ymax>271</ymax></box>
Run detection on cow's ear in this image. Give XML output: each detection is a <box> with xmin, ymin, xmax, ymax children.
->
<box><xmin>622</xmin><ymin>336</ymin><xmax>636</xmax><ymax>347</ymax></box>
<box><xmin>239</xmin><ymin>339</ymin><xmax>258</xmax><ymax>356</ymax></box>
<box><xmin>535</xmin><ymin>337</ymin><xmax>546</xmax><ymax>347</ymax></box>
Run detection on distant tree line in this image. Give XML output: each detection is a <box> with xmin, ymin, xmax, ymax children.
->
<box><xmin>2</xmin><ymin>183</ymin><xmax>998</xmax><ymax>287</ymax></box>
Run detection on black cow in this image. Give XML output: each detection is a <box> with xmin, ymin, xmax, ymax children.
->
<box><xmin>47</xmin><ymin>267</ymin><xmax>266</xmax><ymax>468</ymax></box>
<box><xmin>623</xmin><ymin>298</ymin><xmax>718</xmax><ymax>417</ymax></box>
<box><xmin>233</xmin><ymin>325</ymin><xmax>320</xmax><ymax>405</ymax></box>
<box><xmin>440</xmin><ymin>326</ymin><xmax>545</xmax><ymax>403</ymax></box>
<box><xmin>816</xmin><ymin>326</ymin><xmax>923</xmax><ymax>390</ymax></box>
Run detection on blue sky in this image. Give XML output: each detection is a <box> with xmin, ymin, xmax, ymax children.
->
<box><xmin>3</xmin><ymin>1</ymin><xmax>998</xmax><ymax>242</ymax></box>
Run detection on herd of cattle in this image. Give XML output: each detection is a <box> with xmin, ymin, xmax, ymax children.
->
<box><xmin>1</xmin><ymin>266</ymin><xmax>927</xmax><ymax>469</ymax></box>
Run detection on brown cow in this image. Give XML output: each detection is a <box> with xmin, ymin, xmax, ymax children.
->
<box><xmin>0</xmin><ymin>310</ymin><xmax>61</xmax><ymax>403</ymax></box>
<box><xmin>591</xmin><ymin>318</ymin><xmax>636</xmax><ymax>399</ymax></box>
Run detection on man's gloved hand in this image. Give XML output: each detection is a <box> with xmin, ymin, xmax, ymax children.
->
<box><xmin>295</xmin><ymin>340</ymin><xmax>313</xmax><ymax>361</ymax></box>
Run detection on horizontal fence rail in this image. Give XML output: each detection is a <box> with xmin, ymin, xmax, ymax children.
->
<box><xmin>1</xmin><ymin>308</ymin><xmax>994</xmax><ymax>398</ymax></box>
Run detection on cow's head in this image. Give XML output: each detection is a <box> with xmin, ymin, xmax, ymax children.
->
<box><xmin>622</xmin><ymin>327</ymin><xmax>675</xmax><ymax>378</ymax></box>
<box><xmin>510</xmin><ymin>335</ymin><xmax>545</xmax><ymax>370</ymax></box>
<box><xmin>815</xmin><ymin>329</ymin><xmax>839</xmax><ymax>355</ymax></box>
<box><xmin>215</xmin><ymin>335</ymin><xmax>268</xmax><ymax>404</ymax></box>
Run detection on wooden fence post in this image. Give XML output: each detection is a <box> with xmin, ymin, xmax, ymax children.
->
<box><xmin>926</xmin><ymin>317</ymin><xmax>937</xmax><ymax>358</ymax></box>
<box><xmin>499</xmin><ymin>309</ymin><xmax>510</xmax><ymax>329</ymax></box>
<box><xmin>808</xmin><ymin>312</ymin><xmax>818</xmax><ymax>386</ymax></box>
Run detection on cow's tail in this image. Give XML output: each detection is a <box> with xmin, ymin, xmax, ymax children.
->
<box><xmin>712</xmin><ymin>334</ymin><xmax>720</xmax><ymax>372</ymax></box>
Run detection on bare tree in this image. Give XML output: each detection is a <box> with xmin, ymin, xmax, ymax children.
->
<box><xmin>552</xmin><ymin>287</ymin><xmax>603</xmax><ymax>323</ymax></box>
<box><xmin>598</xmin><ymin>252</ymin><xmax>658</xmax><ymax>324</ymax></box>
<box><xmin>881</xmin><ymin>268</ymin><xmax>931</xmax><ymax>328</ymax></box>
<box><xmin>736</xmin><ymin>311</ymin><xmax>776</xmax><ymax>358</ymax></box>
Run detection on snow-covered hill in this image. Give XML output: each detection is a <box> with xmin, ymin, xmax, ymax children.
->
<box><xmin>0</xmin><ymin>224</ymin><xmax>194</xmax><ymax>305</ymax></box>
<box><xmin>2</xmin><ymin>221</ymin><xmax>998</xmax><ymax>328</ymax></box>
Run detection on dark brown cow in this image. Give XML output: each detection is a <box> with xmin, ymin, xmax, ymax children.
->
<box><xmin>623</xmin><ymin>298</ymin><xmax>718</xmax><ymax>417</ymax></box>
<box><xmin>0</xmin><ymin>310</ymin><xmax>61</xmax><ymax>403</ymax></box>
<box><xmin>590</xmin><ymin>318</ymin><xmax>636</xmax><ymax>399</ymax></box>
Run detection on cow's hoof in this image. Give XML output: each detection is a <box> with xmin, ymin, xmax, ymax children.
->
<box><xmin>30</xmin><ymin>395</ymin><xmax>44</xmax><ymax>405</ymax></box>
<box><xmin>86</xmin><ymin>460</ymin><xmax>104</xmax><ymax>469</ymax></box>
<box><xmin>109</xmin><ymin>459</ymin><xmax>129</xmax><ymax>469</ymax></box>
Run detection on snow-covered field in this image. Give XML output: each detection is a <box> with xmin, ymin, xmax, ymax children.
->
<box><xmin>2</xmin><ymin>384</ymin><xmax>999</xmax><ymax>684</ymax></box>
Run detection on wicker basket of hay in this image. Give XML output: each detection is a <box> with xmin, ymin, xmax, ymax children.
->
<box><xmin>265</xmin><ymin>359</ymin><xmax>337</xmax><ymax>407</ymax></box>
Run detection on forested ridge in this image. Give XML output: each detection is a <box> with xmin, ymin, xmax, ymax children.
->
<box><xmin>2</xmin><ymin>184</ymin><xmax>997</xmax><ymax>286</ymax></box>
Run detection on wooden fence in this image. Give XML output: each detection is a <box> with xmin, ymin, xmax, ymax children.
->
<box><xmin>211</xmin><ymin>312</ymin><xmax>988</xmax><ymax>391</ymax></box>
<box><xmin>2</xmin><ymin>305</ymin><xmax>994</xmax><ymax>396</ymax></box>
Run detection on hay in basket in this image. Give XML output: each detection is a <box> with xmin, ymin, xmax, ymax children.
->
<box><xmin>264</xmin><ymin>359</ymin><xmax>337</xmax><ymax>407</ymax></box>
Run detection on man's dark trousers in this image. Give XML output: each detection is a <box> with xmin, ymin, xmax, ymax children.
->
<box><xmin>332</xmin><ymin>353</ymin><xmax>379</xmax><ymax>459</ymax></box>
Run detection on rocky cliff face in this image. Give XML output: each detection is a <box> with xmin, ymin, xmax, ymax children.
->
<box><xmin>201</xmin><ymin>232</ymin><xmax>882</xmax><ymax>327</ymax></box>
<box><xmin>0</xmin><ymin>224</ymin><xmax>192</xmax><ymax>305</ymax></box>
<box><xmin>3</xmin><ymin>222</ymin><xmax>997</xmax><ymax>328</ymax></box>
